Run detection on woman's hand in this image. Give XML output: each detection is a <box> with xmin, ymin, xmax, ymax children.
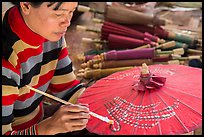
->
<box><xmin>37</xmin><ymin>103</ymin><xmax>90</xmax><ymax>135</ymax></box>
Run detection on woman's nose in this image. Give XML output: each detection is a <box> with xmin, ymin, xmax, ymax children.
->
<box><xmin>61</xmin><ymin>15</ymin><xmax>72</xmax><ymax>28</ymax></box>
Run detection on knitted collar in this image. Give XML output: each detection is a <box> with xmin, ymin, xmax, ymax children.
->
<box><xmin>8</xmin><ymin>6</ymin><xmax>47</xmax><ymax>46</ymax></box>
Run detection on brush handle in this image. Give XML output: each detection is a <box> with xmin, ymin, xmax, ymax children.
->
<box><xmin>26</xmin><ymin>85</ymin><xmax>113</xmax><ymax>124</ymax></box>
<box><xmin>26</xmin><ymin>86</ymin><xmax>70</xmax><ymax>105</ymax></box>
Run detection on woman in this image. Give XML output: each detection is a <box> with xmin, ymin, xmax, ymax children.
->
<box><xmin>2</xmin><ymin>2</ymin><xmax>91</xmax><ymax>135</ymax></box>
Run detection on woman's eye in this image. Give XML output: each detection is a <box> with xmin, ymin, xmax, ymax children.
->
<box><xmin>56</xmin><ymin>13</ymin><xmax>63</xmax><ymax>17</ymax></box>
<box><xmin>69</xmin><ymin>11</ymin><xmax>74</xmax><ymax>14</ymax></box>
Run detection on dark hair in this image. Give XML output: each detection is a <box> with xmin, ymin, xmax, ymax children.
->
<box><xmin>11</xmin><ymin>2</ymin><xmax>63</xmax><ymax>10</ymax></box>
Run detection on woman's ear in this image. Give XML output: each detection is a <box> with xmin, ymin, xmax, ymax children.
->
<box><xmin>20</xmin><ymin>2</ymin><xmax>31</xmax><ymax>15</ymax></box>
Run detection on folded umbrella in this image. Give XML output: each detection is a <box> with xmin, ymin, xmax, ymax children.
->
<box><xmin>93</xmin><ymin>59</ymin><xmax>153</xmax><ymax>69</ymax></box>
<box><xmin>107</xmin><ymin>34</ymin><xmax>157</xmax><ymax>49</ymax></box>
<box><xmin>101</xmin><ymin>21</ymin><xmax>163</xmax><ymax>43</ymax></box>
<box><xmin>125</xmin><ymin>24</ymin><xmax>200</xmax><ymax>49</ymax></box>
<box><xmin>92</xmin><ymin>59</ymin><xmax>182</xmax><ymax>69</ymax></box>
<box><xmin>77</xmin><ymin>64</ymin><xmax>202</xmax><ymax>135</ymax></box>
<box><xmin>77</xmin><ymin>66</ymin><xmax>133</xmax><ymax>80</ymax></box>
<box><xmin>92</xmin><ymin>18</ymin><xmax>168</xmax><ymax>40</ymax></box>
<box><xmin>90</xmin><ymin>18</ymin><xmax>201</xmax><ymax>49</ymax></box>
<box><xmin>100</xmin><ymin>48</ymin><xmax>155</xmax><ymax>61</ymax></box>
<box><xmin>104</xmin><ymin>5</ymin><xmax>166</xmax><ymax>26</ymax></box>
<box><xmin>82</xmin><ymin>35</ymin><xmax>157</xmax><ymax>50</ymax></box>
<box><xmin>125</xmin><ymin>24</ymin><xmax>168</xmax><ymax>38</ymax></box>
<box><xmin>77</xmin><ymin>5</ymin><xmax>166</xmax><ymax>26</ymax></box>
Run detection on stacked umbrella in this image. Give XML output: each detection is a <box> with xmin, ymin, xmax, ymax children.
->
<box><xmin>76</xmin><ymin>4</ymin><xmax>202</xmax><ymax>80</ymax></box>
<box><xmin>77</xmin><ymin>21</ymin><xmax>163</xmax><ymax>50</ymax></box>
<box><xmin>123</xmin><ymin>24</ymin><xmax>201</xmax><ymax>50</ymax></box>
<box><xmin>77</xmin><ymin>4</ymin><xmax>167</xmax><ymax>26</ymax></box>
<box><xmin>76</xmin><ymin>45</ymin><xmax>195</xmax><ymax>80</ymax></box>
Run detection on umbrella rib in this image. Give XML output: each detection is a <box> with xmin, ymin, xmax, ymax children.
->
<box><xmin>84</xmin><ymin>86</ymin><xmax>135</xmax><ymax>105</ymax></box>
<box><xmin>88</xmin><ymin>90</ymin><xmax>136</xmax><ymax>131</ymax></box>
<box><xmin>90</xmin><ymin>91</ymin><xmax>134</xmax><ymax>106</ymax></box>
<box><xmin>155</xmin><ymin>92</ymin><xmax>190</xmax><ymax>133</ymax></box>
<box><xmin>132</xmin><ymin>91</ymin><xmax>145</xmax><ymax>135</ymax></box>
<box><xmin>91</xmin><ymin>81</ymin><xmax>134</xmax><ymax>88</ymax></box>
<box><xmin>160</xmin><ymin>90</ymin><xmax>202</xmax><ymax>116</ymax></box>
<box><xmin>148</xmin><ymin>90</ymin><xmax>162</xmax><ymax>135</ymax></box>
<box><xmin>163</xmin><ymin>86</ymin><xmax>202</xmax><ymax>99</ymax></box>
<box><xmin>80</xmin><ymin>84</ymin><xmax>133</xmax><ymax>99</ymax></box>
<box><xmin>90</xmin><ymin>89</ymin><xmax>136</xmax><ymax>115</ymax></box>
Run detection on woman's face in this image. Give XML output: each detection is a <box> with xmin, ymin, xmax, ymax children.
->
<box><xmin>21</xmin><ymin>2</ymin><xmax>78</xmax><ymax>42</ymax></box>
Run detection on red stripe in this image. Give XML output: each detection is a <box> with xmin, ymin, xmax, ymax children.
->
<box><xmin>17</xmin><ymin>90</ymin><xmax>35</xmax><ymax>102</ymax></box>
<box><xmin>12</xmin><ymin>103</ymin><xmax>43</xmax><ymax>131</ymax></box>
<box><xmin>2</xmin><ymin>59</ymin><xmax>20</xmax><ymax>75</ymax></box>
<box><xmin>49</xmin><ymin>80</ymin><xmax>80</xmax><ymax>93</ymax></box>
<box><xmin>8</xmin><ymin>7</ymin><xmax>46</xmax><ymax>46</ymax></box>
<box><xmin>35</xmin><ymin>70</ymin><xmax>55</xmax><ymax>87</ymax></box>
<box><xmin>58</xmin><ymin>47</ymin><xmax>68</xmax><ymax>60</ymax></box>
<box><xmin>17</xmin><ymin>45</ymin><xmax>43</xmax><ymax>63</ymax></box>
<box><xmin>2</xmin><ymin>94</ymin><xmax>19</xmax><ymax>106</ymax></box>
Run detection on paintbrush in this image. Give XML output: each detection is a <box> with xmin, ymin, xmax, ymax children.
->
<box><xmin>26</xmin><ymin>85</ymin><xmax>114</xmax><ymax>125</ymax></box>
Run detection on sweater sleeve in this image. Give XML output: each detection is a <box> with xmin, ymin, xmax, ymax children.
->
<box><xmin>2</xmin><ymin>59</ymin><xmax>38</xmax><ymax>135</ymax></box>
<box><xmin>48</xmin><ymin>37</ymin><xmax>80</xmax><ymax>99</ymax></box>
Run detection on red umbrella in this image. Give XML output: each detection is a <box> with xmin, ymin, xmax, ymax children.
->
<box><xmin>101</xmin><ymin>21</ymin><xmax>160</xmax><ymax>43</ymax></box>
<box><xmin>123</xmin><ymin>24</ymin><xmax>169</xmax><ymax>39</ymax></box>
<box><xmin>77</xmin><ymin>64</ymin><xmax>202</xmax><ymax>135</ymax></box>
<box><xmin>124</xmin><ymin>24</ymin><xmax>200</xmax><ymax>48</ymax></box>
<box><xmin>107</xmin><ymin>34</ymin><xmax>157</xmax><ymax>49</ymax></box>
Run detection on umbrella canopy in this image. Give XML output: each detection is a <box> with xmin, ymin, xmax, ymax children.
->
<box><xmin>77</xmin><ymin>64</ymin><xmax>202</xmax><ymax>135</ymax></box>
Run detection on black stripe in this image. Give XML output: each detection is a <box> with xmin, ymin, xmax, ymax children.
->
<box><xmin>27</xmin><ymin>127</ymin><xmax>30</xmax><ymax>135</ymax></box>
<box><xmin>32</xmin><ymin>125</ymin><xmax>36</xmax><ymax>135</ymax></box>
<box><xmin>2</xmin><ymin>7</ymin><xmax>20</xmax><ymax>60</ymax></box>
<box><xmin>2</xmin><ymin>114</ymin><xmax>14</xmax><ymax>125</ymax></box>
<box><xmin>42</xmin><ymin>48</ymin><xmax>61</xmax><ymax>65</ymax></box>
<box><xmin>13</xmin><ymin>96</ymin><xmax>44</xmax><ymax>117</ymax></box>
<box><xmin>20</xmin><ymin>62</ymin><xmax>42</xmax><ymax>87</ymax></box>
<box><xmin>2</xmin><ymin>76</ymin><xmax>18</xmax><ymax>86</ymax></box>
<box><xmin>54</xmin><ymin>62</ymin><xmax>73</xmax><ymax>76</ymax></box>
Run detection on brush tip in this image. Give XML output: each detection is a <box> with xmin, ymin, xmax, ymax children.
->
<box><xmin>109</xmin><ymin>120</ymin><xmax>114</xmax><ymax>124</ymax></box>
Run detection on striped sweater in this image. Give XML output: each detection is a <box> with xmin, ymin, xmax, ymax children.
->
<box><xmin>2</xmin><ymin>6</ymin><xmax>80</xmax><ymax>135</ymax></box>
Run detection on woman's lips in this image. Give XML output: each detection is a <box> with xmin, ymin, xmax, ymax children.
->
<box><xmin>55</xmin><ymin>31</ymin><xmax>66</xmax><ymax>37</ymax></box>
